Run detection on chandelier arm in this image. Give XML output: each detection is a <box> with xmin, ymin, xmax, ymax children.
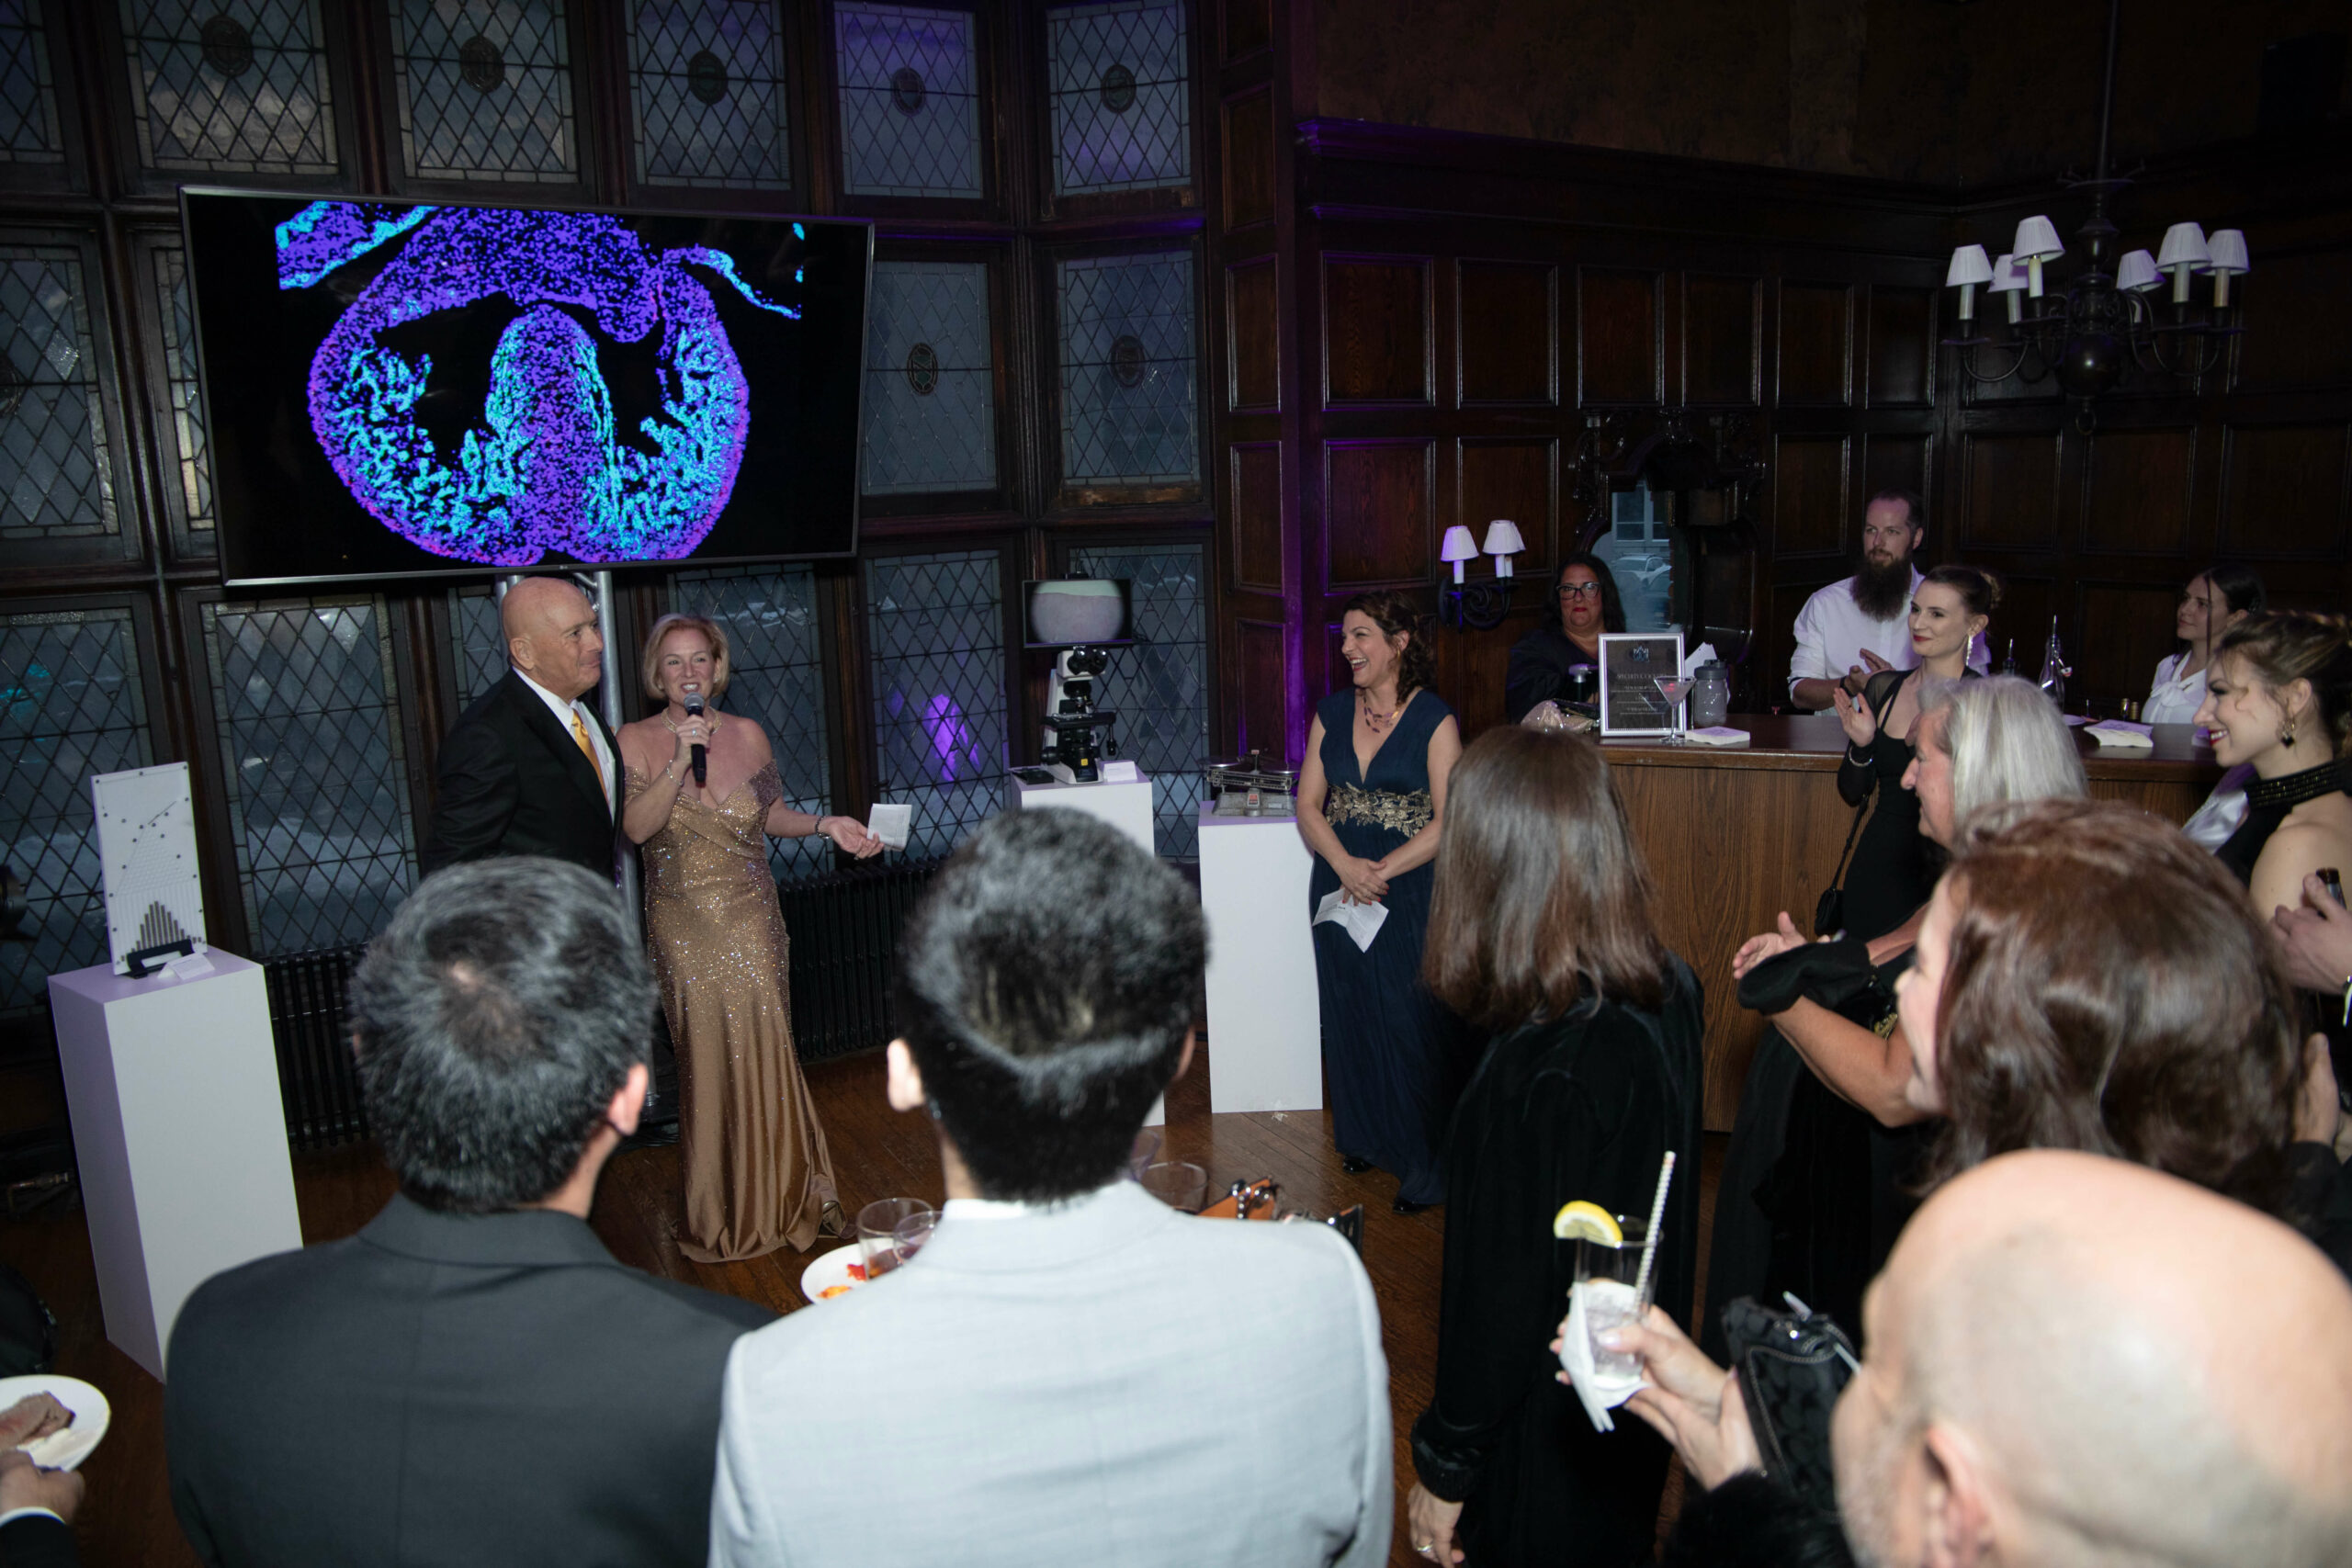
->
<box><xmin>1954</xmin><ymin>339</ymin><xmax>2034</xmax><ymax>385</ymax></box>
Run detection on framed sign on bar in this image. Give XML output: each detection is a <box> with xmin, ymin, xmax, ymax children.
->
<box><xmin>1599</xmin><ymin>632</ymin><xmax>1685</xmax><ymax>738</ymax></box>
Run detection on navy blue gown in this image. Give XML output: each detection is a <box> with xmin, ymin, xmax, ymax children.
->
<box><xmin>1308</xmin><ymin>687</ymin><xmax>1460</xmax><ymax>1204</ymax></box>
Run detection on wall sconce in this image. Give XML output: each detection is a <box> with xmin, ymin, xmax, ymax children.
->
<box><xmin>1441</xmin><ymin>525</ymin><xmax>1478</xmax><ymax>584</ymax></box>
<box><xmin>1441</xmin><ymin>521</ymin><xmax>1522</xmax><ymax>632</ymax></box>
<box><xmin>1483</xmin><ymin>518</ymin><xmax>1524</xmax><ymax>577</ymax></box>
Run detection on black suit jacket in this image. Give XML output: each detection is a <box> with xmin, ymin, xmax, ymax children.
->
<box><xmin>0</xmin><ymin>1515</ymin><xmax>76</xmax><ymax>1568</ymax></box>
<box><xmin>164</xmin><ymin>1195</ymin><xmax>773</xmax><ymax>1568</ymax></box>
<box><xmin>421</xmin><ymin>671</ymin><xmax>621</xmax><ymax>880</ymax></box>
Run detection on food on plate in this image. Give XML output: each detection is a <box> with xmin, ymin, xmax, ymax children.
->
<box><xmin>0</xmin><ymin>1392</ymin><xmax>73</xmax><ymax>1450</ymax></box>
<box><xmin>818</xmin><ymin>1285</ymin><xmax>853</xmax><ymax>1300</ymax></box>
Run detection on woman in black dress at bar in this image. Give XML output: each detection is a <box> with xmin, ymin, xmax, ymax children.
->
<box><xmin>1406</xmin><ymin>727</ymin><xmax>1703</xmax><ymax>1568</ymax></box>
<box><xmin>1296</xmin><ymin>591</ymin><xmax>1464</xmax><ymax>1213</ymax></box>
<box><xmin>1502</xmin><ymin>554</ymin><xmax>1627</xmax><ymax>723</ymax></box>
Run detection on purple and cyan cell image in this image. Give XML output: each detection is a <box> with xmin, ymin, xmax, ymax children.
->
<box><xmin>277</xmin><ymin>202</ymin><xmax>800</xmax><ymax>566</ymax></box>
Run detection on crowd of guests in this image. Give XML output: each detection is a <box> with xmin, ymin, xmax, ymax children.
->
<box><xmin>16</xmin><ymin>515</ymin><xmax>2352</xmax><ymax>1567</ymax></box>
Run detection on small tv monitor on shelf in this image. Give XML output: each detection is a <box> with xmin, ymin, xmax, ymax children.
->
<box><xmin>1023</xmin><ymin>580</ymin><xmax>1135</xmax><ymax>648</ymax></box>
<box><xmin>180</xmin><ymin>187</ymin><xmax>874</xmax><ymax>588</ymax></box>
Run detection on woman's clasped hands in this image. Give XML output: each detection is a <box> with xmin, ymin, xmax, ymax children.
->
<box><xmin>1336</xmin><ymin>854</ymin><xmax>1390</xmax><ymax>905</ymax></box>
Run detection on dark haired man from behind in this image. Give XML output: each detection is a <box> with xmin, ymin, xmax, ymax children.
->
<box><xmin>164</xmin><ymin>859</ymin><xmax>771</xmax><ymax>1568</ymax></box>
<box><xmin>711</xmin><ymin>810</ymin><xmax>1392</xmax><ymax>1568</ymax></box>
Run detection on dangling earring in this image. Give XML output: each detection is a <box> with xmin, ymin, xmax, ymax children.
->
<box><xmin>2280</xmin><ymin>715</ymin><xmax>2299</xmax><ymax>749</ymax></box>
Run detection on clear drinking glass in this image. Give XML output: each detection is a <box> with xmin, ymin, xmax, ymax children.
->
<box><xmin>890</xmin><ymin>1209</ymin><xmax>937</xmax><ymax>1265</ymax></box>
<box><xmin>856</xmin><ymin>1197</ymin><xmax>934</xmax><ymax>1278</ymax></box>
<box><xmin>1573</xmin><ymin>1216</ymin><xmax>1654</xmax><ymax>1381</ymax></box>
<box><xmin>1139</xmin><ymin>1160</ymin><xmax>1208</xmax><ymax>1213</ymax></box>
<box><xmin>1652</xmin><ymin>677</ymin><xmax>1692</xmax><ymax>744</ymax></box>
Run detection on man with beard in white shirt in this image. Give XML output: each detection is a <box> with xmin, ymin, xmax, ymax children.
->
<box><xmin>1789</xmin><ymin>491</ymin><xmax>1986</xmax><ymax>710</ymax></box>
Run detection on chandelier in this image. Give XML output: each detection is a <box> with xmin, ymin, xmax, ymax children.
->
<box><xmin>1940</xmin><ymin>0</ymin><xmax>2248</xmax><ymax>415</ymax></box>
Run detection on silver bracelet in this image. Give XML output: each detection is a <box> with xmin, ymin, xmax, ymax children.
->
<box><xmin>1845</xmin><ymin>744</ymin><xmax>1874</xmax><ymax>766</ymax></box>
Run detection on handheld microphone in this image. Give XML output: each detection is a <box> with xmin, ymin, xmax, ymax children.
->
<box><xmin>683</xmin><ymin>692</ymin><xmax>707</xmax><ymax>786</ymax></box>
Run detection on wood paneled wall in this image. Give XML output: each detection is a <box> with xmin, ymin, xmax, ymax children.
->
<box><xmin>1205</xmin><ymin>0</ymin><xmax>2352</xmax><ymax>758</ymax></box>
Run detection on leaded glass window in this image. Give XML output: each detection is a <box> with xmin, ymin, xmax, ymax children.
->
<box><xmin>151</xmin><ymin>242</ymin><xmax>212</xmax><ymax>536</ymax></box>
<box><xmin>628</xmin><ymin>0</ymin><xmax>790</xmax><ymax>190</ymax></box>
<box><xmin>671</xmin><ymin>566</ymin><xmax>833</xmax><ymax>880</ymax></box>
<box><xmin>0</xmin><ymin>2</ymin><xmax>65</xmax><ymax>164</ymax></box>
<box><xmin>864</xmin><ymin>259</ymin><xmax>994</xmax><ymax>494</ymax></box>
<box><xmin>865</xmin><ymin>549</ymin><xmax>1004</xmax><ymax>861</ymax></box>
<box><xmin>1</xmin><ymin>244</ymin><xmax>118</xmax><ymax>540</ymax></box>
<box><xmin>0</xmin><ymin>608</ymin><xmax>152</xmax><ymax>1018</ymax></box>
<box><xmin>1067</xmin><ymin>543</ymin><xmax>1206</xmax><ymax>858</ymax></box>
<box><xmin>1057</xmin><ymin>250</ymin><xmax>1198</xmax><ymax>486</ymax></box>
<box><xmin>447</xmin><ymin>584</ymin><xmax>506</xmax><ymax>706</ymax></box>
<box><xmin>203</xmin><ymin>598</ymin><xmax>416</xmax><ymax>957</ymax></box>
<box><xmin>117</xmin><ymin>0</ymin><xmax>338</xmax><ymax>175</ymax></box>
<box><xmin>392</xmin><ymin>0</ymin><xmax>578</xmax><ymax>183</ymax></box>
<box><xmin>834</xmin><ymin>2</ymin><xmax>981</xmax><ymax>198</ymax></box>
<box><xmin>1046</xmin><ymin>0</ymin><xmax>1188</xmax><ymax>196</ymax></box>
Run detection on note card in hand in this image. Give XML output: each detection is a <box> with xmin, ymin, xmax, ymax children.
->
<box><xmin>1312</xmin><ymin>889</ymin><xmax>1388</xmax><ymax>953</ymax></box>
<box><xmin>867</xmin><ymin>802</ymin><xmax>911</xmax><ymax>851</ymax></box>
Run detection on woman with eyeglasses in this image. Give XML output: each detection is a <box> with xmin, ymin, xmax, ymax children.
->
<box><xmin>1503</xmin><ymin>555</ymin><xmax>1627</xmax><ymax>723</ymax></box>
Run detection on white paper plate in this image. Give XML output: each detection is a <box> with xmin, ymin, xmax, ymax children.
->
<box><xmin>798</xmin><ymin>1243</ymin><xmax>868</xmax><ymax>1302</ymax></box>
<box><xmin>0</xmin><ymin>1374</ymin><xmax>110</xmax><ymax>1471</ymax></box>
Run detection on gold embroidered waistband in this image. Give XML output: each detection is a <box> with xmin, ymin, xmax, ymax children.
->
<box><xmin>1328</xmin><ymin>784</ymin><xmax>1432</xmax><ymax>837</ymax></box>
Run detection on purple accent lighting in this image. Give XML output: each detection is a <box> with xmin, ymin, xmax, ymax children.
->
<box><xmin>923</xmin><ymin>693</ymin><xmax>972</xmax><ymax>782</ymax></box>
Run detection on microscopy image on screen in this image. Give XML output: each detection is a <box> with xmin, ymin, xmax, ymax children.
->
<box><xmin>182</xmin><ymin>189</ymin><xmax>871</xmax><ymax>587</ymax></box>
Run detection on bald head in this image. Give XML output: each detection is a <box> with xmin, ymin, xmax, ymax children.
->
<box><xmin>1834</xmin><ymin>1150</ymin><xmax>2352</xmax><ymax>1568</ymax></box>
<box><xmin>502</xmin><ymin>577</ymin><xmax>604</xmax><ymax>704</ymax></box>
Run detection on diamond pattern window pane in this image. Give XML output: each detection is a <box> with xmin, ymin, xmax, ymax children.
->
<box><xmin>1047</xmin><ymin>0</ymin><xmax>1188</xmax><ymax>196</ymax></box>
<box><xmin>672</xmin><ymin>566</ymin><xmax>833</xmax><ymax>880</ymax></box>
<box><xmin>204</xmin><ymin>598</ymin><xmax>416</xmax><ymax>958</ymax></box>
<box><xmin>447</xmin><ymin>585</ymin><xmax>505</xmax><ymax>706</ymax></box>
<box><xmin>1068</xmin><ymin>544</ymin><xmax>1206</xmax><ymax>858</ymax></box>
<box><xmin>1057</xmin><ymin>250</ymin><xmax>1198</xmax><ymax>486</ymax></box>
<box><xmin>834</xmin><ymin>3</ymin><xmax>980</xmax><ymax>198</ymax></box>
<box><xmin>1</xmin><ymin>609</ymin><xmax>153</xmax><ymax>1019</ymax></box>
<box><xmin>152</xmin><ymin>242</ymin><xmax>213</xmax><ymax>535</ymax></box>
<box><xmin>119</xmin><ymin>0</ymin><xmax>338</xmax><ymax>175</ymax></box>
<box><xmin>0</xmin><ymin>2</ymin><xmax>65</xmax><ymax>164</ymax></box>
<box><xmin>393</xmin><ymin>0</ymin><xmax>577</xmax><ymax>183</ymax></box>
<box><xmin>628</xmin><ymin>0</ymin><xmax>789</xmax><ymax>190</ymax></box>
<box><xmin>865</xmin><ymin>549</ymin><xmax>1004</xmax><ymax>861</ymax></box>
<box><xmin>0</xmin><ymin>246</ymin><xmax>118</xmax><ymax>540</ymax></box>
<box><xmin>864</xmin><ymin>259</ymin><xmax>994</xmax><ymax>495</ymax></box>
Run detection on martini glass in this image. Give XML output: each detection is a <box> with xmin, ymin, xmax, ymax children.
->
<box><xmin>1653</xmin><ymin>676</ymin><xmax>1693</xmax><ymax>743</ymax></box>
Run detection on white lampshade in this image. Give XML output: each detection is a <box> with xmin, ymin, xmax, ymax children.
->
<box><xmin>2115</xmin><ymin>249</ymin><xmax>2162</xmax><ymax>293</ymax></box>
<box><xmin>1985</xmin><ymin>253</ymin><xmax>2029</xmax><ymax>293</ymax></box>
<box><xmin>2154</xmin><ymin>221</ymin><xmax>2210</xmax><ymax>270</ymax></box>
<box><xmin>2011</xmin><ymin>215</ymin><xmax>2064</xmax><ymax>262</ymax></box>
<box><xmin>1481</xmin><ymin>519</ymin><xmax>1525</xmax><ymax>556</ymax></box>
<box><xmin>2203</xmin><ymin>229</ymin><xmax>2250</xmax><ymax>276</ymax></box>
<box><xmin>1441</xmin><ymin>523</ymin><xmax>1478</xmax><ymax>584</ymax></box>
<box><xmin>1945</xmin><ymin>243</ymin><xmax>1994</xmax><ymax>288</ymax></box>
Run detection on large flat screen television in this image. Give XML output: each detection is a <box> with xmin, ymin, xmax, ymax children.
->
<box><xmin>182</xmin><ymin>188</ymin><xmax>872</xmax><ymax>587</ymax></box>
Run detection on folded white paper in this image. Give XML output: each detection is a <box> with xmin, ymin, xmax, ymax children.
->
<box><xmin>867</xmin><ymin>802</ymin><xmax>912</xmax><ymax>851</ymax></box>
<box><xmin>1312</xmin><ymin>888</ymin><xmax>1388</xmax><ymax>953</ymax></box>
<box><xmin>1683</xmin><ymin>726</ymin><xmax>1750</xmax><ymax>748</ymax></box>
<box><xmin>1102</xmin><ymin>759</ymin><xmax>1140</xmax><ymax>782</ymax></box>
<box><xmin>2085</xmin><ymin>720</ymin><xmax>2154</xmax><ymax>748</ymax></box>
<box><xmin>1679</xmin><ymin>642</ymin><xmax>1720</xmax><ymax>679</ymax></box>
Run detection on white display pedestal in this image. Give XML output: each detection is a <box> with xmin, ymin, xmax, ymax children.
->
<box><xmin>1197</xmin><ymin>805</ymin><xmax>1324</xmax><ymax>1112</ymax></box>
<box><xmin>48</xmin><ymin>953</ymin><xmax>303</xmax><ymax>1379</ymax></box>
<box><xmin>1009</xmin><ymin>771</ymin><xmax>1163</xmax><ymax>1124</ymax></box>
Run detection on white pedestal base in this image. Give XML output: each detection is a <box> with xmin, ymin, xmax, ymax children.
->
<box><xmin>48</xmin><ymin>953</ymin><xmax>303</xmax><ymax>1379</ymax></box>
<box><xmin>1197</xmin><ymin>806</ymin><xmax>1323</xmax><ymax>1112</ymax></box>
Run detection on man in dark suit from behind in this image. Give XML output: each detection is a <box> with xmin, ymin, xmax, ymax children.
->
<box><xmin>421</xmin><ymin>574</ymin><xmax>621</xmax><ymax>881</ymax></box>
<box><xmin>164</xmin><ymin>858</ymin><xmax>772</xmax><ymax>1568</ymax></box>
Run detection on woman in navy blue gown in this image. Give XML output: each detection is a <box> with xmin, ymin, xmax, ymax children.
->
<box><xmin>1296</xmin><ymin>591</ymin><xmax>1464</xmax><ymax>1212</ymax></box>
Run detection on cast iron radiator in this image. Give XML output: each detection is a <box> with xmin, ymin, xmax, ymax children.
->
<box><xmin>780</xmin><ymin>855</ymin><xmax>942</xmax><ymax>1063</ymax></box>
<box><xmin>256</xmin><ymin>857</ymin><xmax>940</xmax><ymax>1150</ymax></box>
<box><xmin>263</xmin><ymin>942</ymin><xmax>371</xmax><ymax>1152</ymax></box>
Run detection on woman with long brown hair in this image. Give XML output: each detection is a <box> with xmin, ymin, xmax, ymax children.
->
<box><xmin>1406</xmin><ymin>727</ymin><xmax>1703</xmax><ymax>1568</ymax></box>
<box><xmin>1295</xmin><ymin>590</ymin><xmax>1464</xmax><ymax>1212</ymax></box>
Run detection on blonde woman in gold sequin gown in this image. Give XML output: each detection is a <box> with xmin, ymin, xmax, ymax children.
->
<box><xmin>619</xmin><ymin>614</ymin><xmax>881</xmax><ymax>1260</ymax></box>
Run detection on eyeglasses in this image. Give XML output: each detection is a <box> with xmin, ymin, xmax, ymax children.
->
<box><xmin>1556</xmin><ymin>582</ymin><xmax>1603</xmax><ymax>599</ymax></box>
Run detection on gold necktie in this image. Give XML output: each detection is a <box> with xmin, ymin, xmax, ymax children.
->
<box><xmin>571</xmin><ymin>710</ymin><xmax>605</xmax><ymax>795</ymax></box>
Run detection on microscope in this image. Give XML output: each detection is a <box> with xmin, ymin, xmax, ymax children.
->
<box><xmin>1041</xmin><ymin>644</ymin><xmax>1119</xmax><ymax>784</ymax></box>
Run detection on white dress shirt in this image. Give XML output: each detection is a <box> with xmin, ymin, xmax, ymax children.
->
<box><xmin>514</xmin><ymin>668</ymin><xmax>615</xmax><ymax>817</ymax></box>
<box><xmin>2143</xmin><ymin>651</ymin><xmax>2211</xmax><ymax>727</ymax></box>
<box><xmin>1788</xmin><ymin>570</ymin><xmax>1991</xmax><ymax>699</ymax></box>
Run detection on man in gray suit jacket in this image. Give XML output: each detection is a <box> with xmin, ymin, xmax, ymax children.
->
<box><xmin>711</xmin><ymin>810</ymin><xmax>1392</xmax><ymax>1568</ymax></box>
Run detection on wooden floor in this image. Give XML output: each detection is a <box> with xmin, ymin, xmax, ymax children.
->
<box><xmin>3</xmin><ymin>1043</ymin><xmax>1724</xmax><ymax>1568</ymax></box>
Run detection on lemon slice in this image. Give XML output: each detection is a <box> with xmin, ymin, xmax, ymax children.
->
<box><xmin>1552</xmin><ymin>1201</ymin><xmax>1623</xmax><ymax>1243</ymax></box>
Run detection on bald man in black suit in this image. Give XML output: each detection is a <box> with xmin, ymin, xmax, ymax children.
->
<box><xmin>421</xmin><ymin>576</ymin><xmax>621</xmax><ymax>881</ymax></box>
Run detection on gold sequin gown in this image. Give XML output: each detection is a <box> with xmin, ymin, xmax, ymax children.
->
<box><xmin>637</xmin><ymin>759</ymin><xmax>836</xmax><ymax>1260</ymax></box>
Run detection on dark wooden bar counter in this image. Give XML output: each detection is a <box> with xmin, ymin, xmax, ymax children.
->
<box><xmin>1599</xmin><ymin>716</ymin><xmax>2222</xmax><ymax>1129</ymax></box>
